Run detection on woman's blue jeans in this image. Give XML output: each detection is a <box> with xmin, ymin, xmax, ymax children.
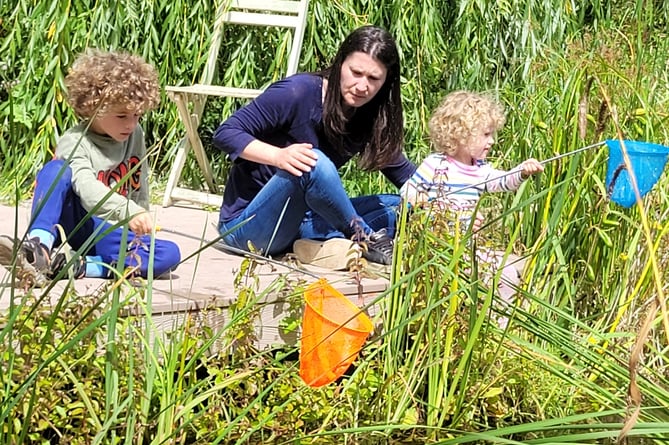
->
<box><xmin>218</xmin><ymin>149</ymin><xmax>400</xmax><ymax>256</ymax></box>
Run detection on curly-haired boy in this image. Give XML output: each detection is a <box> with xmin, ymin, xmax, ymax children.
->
<box><xmin>3</xmin><ymin>49</ymin><xmax>180</xmax><ymax>285</ymax></box>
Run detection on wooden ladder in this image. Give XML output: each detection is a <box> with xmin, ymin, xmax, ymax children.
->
<box><xmin>162</xmin><ymin>0</ymin><xmax>310</xmax><ymax>207</ymax></box>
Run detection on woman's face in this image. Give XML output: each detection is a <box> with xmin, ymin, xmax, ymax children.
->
<box><xmin>339</xmin><ymin>51</ymin><xmax>387</xmax><ymax>109</ymax></box>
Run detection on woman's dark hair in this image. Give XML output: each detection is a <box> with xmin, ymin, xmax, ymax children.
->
<box><xmin>320</xmin><ymin>25</ymin><xmax>404</xmax><ymax>170</ymax></box>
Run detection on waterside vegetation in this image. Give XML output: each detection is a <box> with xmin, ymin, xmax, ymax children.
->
<box><xmin>2</xmin><ymin>0</ymin><xmax>669</xmax><ymax>443</ymax></box>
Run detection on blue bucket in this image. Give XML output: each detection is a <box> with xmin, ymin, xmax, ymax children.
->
<box><xmin>605</xmin><ymin>139</ymin><xmax>669</xmax><ymax>208</ymax></box>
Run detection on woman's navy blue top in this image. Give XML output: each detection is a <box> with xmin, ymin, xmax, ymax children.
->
<box><xmin>213</xmin><ymin>73</ymin><xmax>416</xmax><ymax>222</ymax></box>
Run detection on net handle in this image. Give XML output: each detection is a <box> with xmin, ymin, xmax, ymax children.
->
<box><xmin>442</xmin><ymin>140</ymin><xmax>607</xmax><ymax>198</ymax></box>
<box><xmin>540</xmin><ymin>141</ymin><xmax>606</xmax><ymax>165</ymax></box>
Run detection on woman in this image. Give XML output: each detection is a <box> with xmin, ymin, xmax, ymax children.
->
<box><xmin>213</xmin><ymin>25</ymin><xmax>416</xmax><ymax>266</ymax></box>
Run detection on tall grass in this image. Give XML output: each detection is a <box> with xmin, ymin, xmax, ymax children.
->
<box><xmin>3</xmin><ymin>0</ymin><xmax>669</xmax><ymax>443</ymax></box>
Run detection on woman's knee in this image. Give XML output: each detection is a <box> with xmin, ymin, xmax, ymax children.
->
<box><xmin>275</xmin><ymin>149</ymin><xmax>338</xmax><ymax>186</ymax></box>
<box><xmin>308</xmin><ymin>149</ymin><xmax>339</xmax><ymax>182</ymax></box>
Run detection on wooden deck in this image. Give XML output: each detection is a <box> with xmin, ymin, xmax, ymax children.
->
<box><xmin>0</xmin><ymin>203</ymin><xmax>388</xmax><ymax>349</ymax></box>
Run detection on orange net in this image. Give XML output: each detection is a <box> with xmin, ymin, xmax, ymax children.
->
<box><xmin>299</xmin><ymin>278</ymin><xmax>373</xmax><ymax>387</ymax></box>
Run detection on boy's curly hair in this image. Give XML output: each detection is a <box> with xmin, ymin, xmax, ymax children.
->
<box><xmin>64</xmin><ymin>49</ymin><xmax>160</xmax><ymax>118</ymax></box>
<box><xmin>428</xmin><ymin>90</ymin><xmax>506</xmax><ymax>156</ymax></box>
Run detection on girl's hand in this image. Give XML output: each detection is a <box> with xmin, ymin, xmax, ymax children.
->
<box><xmin>472</xmin><ymin>211</ymin><xmax>485</xmax><ymax>233</ymax></box>
<box><xmin>129</xmin><ymin>211</ymin><xmax>154</xmax><ymax>236</ymax></box>
<box><xmin>520</xmin><ymin>158</ymin><xmax>544</xmax><ymax>179</ymax></box>
<box><xmin>273</xmin><ymin>143</ymin><xmax>318</xmax><ymax>176</ymax></box>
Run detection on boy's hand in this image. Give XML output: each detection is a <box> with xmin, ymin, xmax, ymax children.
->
<box><xmin>129</xmin><ymin>211</ymin><xmax>154</xmax><ymax>235</ymax></box>
<box><xmin>520</xmin><ymin>158</ymin><xmax>544</xmax><ymax>179</ymax></box>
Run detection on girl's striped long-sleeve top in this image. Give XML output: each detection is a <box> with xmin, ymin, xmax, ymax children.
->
<box><xmin>400</xmin><ymin>153</ymin><xmax>526</xmax><ymax>214</ymax></box>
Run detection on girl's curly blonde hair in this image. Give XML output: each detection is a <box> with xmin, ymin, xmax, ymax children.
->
<box><xmin>428</xmin><ymin>90</ymin><xmax>506</xmax><ymax>156</ymax></box>
<box><xmin>64</xmin><ymin>49</ymin><xmax>160</xmax><ymax>118</ymax></box>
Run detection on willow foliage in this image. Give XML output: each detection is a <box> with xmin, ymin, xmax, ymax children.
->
<box><xmin>2</xmin><ymin>0</ymin><xmax>616</xmax><ymax>198</ymax></box>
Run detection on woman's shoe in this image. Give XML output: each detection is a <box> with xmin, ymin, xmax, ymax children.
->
<box><xmin>361</xmin><ymin>229</ymin><xmax>394</xmax><ymax>265</ymax></box>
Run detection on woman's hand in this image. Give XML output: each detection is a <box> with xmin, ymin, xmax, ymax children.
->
<box><xmin>520</xmin><ymin>158</ymin><xmax>544</xmax><ymax>179</ymax></box>
<box><xmin>273</xmin><ymin>143</ymin><xmax>318</xmax><ymax>176</ymax></box>
<box><xmin>129</xmin><ymin>211</ymin><xmax>154</xmax><ymax>236</ymax></box>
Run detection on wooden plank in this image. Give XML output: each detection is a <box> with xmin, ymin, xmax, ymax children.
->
<box><xmin>168</xmin><ymin>187</ymin><xmax>223</xmax><ymax>207</ymax></box>
<box><xmin>222</xmin><ymin>10</ymin><xmax>301</xmax><ymax>27</ymax></box>
<box><xmin>228</xmin><ymin>0</ymin><xmax>303</xmax><ymax>14</ymax></box>
<box><xmin>142</xmin><ymin>285</ymin><xmax>383</xmax><ymax>351</ymax></box>
<box><xmin>165</xmin><ymin>84</ymin><xmax>263</xmax><ymax>98</ymax></box>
